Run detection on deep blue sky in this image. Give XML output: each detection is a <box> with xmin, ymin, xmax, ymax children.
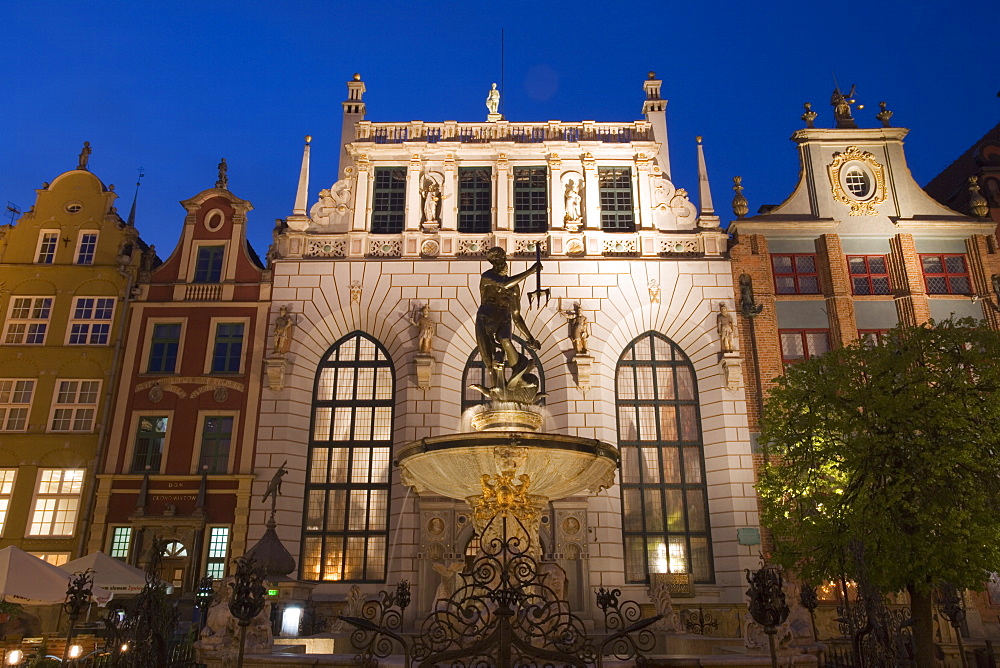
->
<box><xmin>3</xmin><ymin>1</ymin><xmax>998</xmax><ymax>256</ymax></box>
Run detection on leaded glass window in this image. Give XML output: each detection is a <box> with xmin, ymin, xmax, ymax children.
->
<box><xmin>371</xmin><ymin>168</ymin><xmax>406</xmax><ymax>234</ymax></box>
<box><xmin>617</xmin><ymin>332</ymin><xmax>713</xmax><ymax>584</ymax></box>
<box><xmin>302</xmin><ymin>332</ymin><xmax>393</xmax><ymax>582</ymax></box>
<box><xmin>458</xmin><ymin>167</ymin><xmax>492</xmax><ymax>233</ymax></box>
<box><xmin>513</xmin><ymin>167</ymin><xmax>547</xmax><ymax>233</ymax></box>
<box><xmin>599</xmin><ymin>167</ymin><xmax>634</xmax><ymax>232</ymax></box>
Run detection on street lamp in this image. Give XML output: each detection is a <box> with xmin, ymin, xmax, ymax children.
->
<box><xmin>62</xmin><ymin>570</ymin><xmax>94</xmax><ymax>665</ymax></box>
<box><xmin>3</xmin><ymin>649</ymin><xmax>22</xmax><ymax>666</ymax></box>
<box><xmin>228</xmin><ymin>556</ymin><xmax>267</xmax><ymax>668</ymax></box>
<box><xmin>195</xmin><ymin>576</ymin><xmax>215</xmax><ymax>631</ymax></box>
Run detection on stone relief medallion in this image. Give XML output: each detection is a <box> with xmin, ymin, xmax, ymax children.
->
<box><xmin>420</xmin><ymin>239</ymin><xmax>440</xmax><ymax>257</ymax></box>
<box><xmin>213</xmin><ymin>386</ymin><xmax>228</xmax><ymax>403</ymax></box>
<box><xmin>828</xmin><ymin>145</ymin><xmax>887</xmax><ymax>216</ymax></box>
<box><xmin>562</xmin><ymin>516</ymin><xmax>581</xmax><ymax>536</ymax></box>
<box><xmin>148</xmin><ymin>383</ymin><xmax>163</xmax><ymax>403</ymax></box>
<box><xmin>427</xmin><ymin>517</ymin><xmax>445</xmax><ymax>537</ymax></box>
<box><xmin>566</xmin><ymin>238</ymin><xmax>585</xmax><ymax>256</ymax></box>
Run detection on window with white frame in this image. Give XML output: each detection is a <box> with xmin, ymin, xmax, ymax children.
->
<box><xmin>75</xmin><ymin>233</ymin><xmax>98</xmax><ymax>265</ymax></box>
<box><xmin>0</xmin><ymin>470</ymin><xmax>16</xmax><ymax>536</ymax></box>
<box><xmin>36</xmin><ymin>232</ymin><xmax>58</xmax><ymax>264</ymax></box>
<box><xmin>27</xmin><ymin>469</ymin><xmax>85</xmax><ymax>536</ymax></box>
<box><xmin>109</xmin><ymin>526</ymin><xmax>132</xmax><ymax>560</ymax></box>
<box><xmin>0</xmin><ymin>380</ymin><xmax>35</xmax><ymax>431</ymax></box>
<box><xmin>4</xmin><ymin>297</ymin><xmax>53</xmax><ymax>344</ymax></box>
<box><xmin>131</xmin><ymin>415</ymin><xmax>168</xmax><ymax>473</ymax></box>
<box><xmin>205</xmin><ymin>526</ymin><xmax>230</xmax><ymax>579</ymax></box>
<box><xmin>68</xmin><ymin>297</ymin><xmax>115</xmax><ymax>345</ymax></box>
<box><xmin>49</xmin><ymin>380</ymin><xmax>100</xmax><ymax>432</ymax></box>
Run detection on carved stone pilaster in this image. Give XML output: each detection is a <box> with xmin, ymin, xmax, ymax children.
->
<box><xmin>571</xmin><ymin>353</ymin><xmax>594</xmax><ymax>394</ymax></box>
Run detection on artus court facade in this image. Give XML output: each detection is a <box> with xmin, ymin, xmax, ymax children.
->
<box><xmin>249</xmin><ymin>72</ymin><xmax>762</xmax><ymax>621</ymax></box>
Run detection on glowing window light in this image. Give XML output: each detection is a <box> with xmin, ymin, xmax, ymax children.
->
<box><xmin>281</xmin><ymin>606</ymin><xmax>302</xmax><ymax>636</ymax></box>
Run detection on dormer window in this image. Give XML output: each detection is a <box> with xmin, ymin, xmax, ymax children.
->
<box><xmin>844</xmin><ymin>165</ymin><xmax>872</xmax><ymax>199</ymax></box>
<box><xmin>193</xmin><ymin>246</ymin><xmax>224</xmax><ymax>283</ymax></box>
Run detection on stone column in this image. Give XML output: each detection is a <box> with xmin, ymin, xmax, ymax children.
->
<box><xmin>495</xmin><ymin>153</ymin><xmax>510</xmax><ymax>231</ymax></box>
<box><xmin>406</xmin><ymin>154</ymin><xmax>422</xmax><ymax>231</ymax></box>
<box><xmin>351</xmin><ymin>155</ymin><xmax>371</xmax><ymax>232</ymax></box>
<box><xmin>890</xmin><ymin>233</ymin><xmax>930</xmax><ymax>327</ymax></box>
<box><xmin>548</xmin><ymin>154</ymin><xmax>564</xmax><ymax>231</ymax></box>
<box><xmin>441</xmin><ymin>154</ymin><xmax>457</xmax><ymax>232</ymax></box>
<box><xmin>581</xmin><ymin>153</ymin><xmax>598</xmax><ymax>231</ymax></box>
<box><xmin>634</xmin><ymin>154</ymin><xmax>653</xmax><ymax>230</ymax></box>
<box><xmin>816</xmin><ymin>234</ymin><xmax>857</xmax><ymax>347</ymax></box>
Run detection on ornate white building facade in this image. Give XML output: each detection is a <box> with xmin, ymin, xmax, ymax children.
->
<box><xmin>250</xmin><ymin>74</ymin><xmax>761</xmax><ymax>622</ymax></box>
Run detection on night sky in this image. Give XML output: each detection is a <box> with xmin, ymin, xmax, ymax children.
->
<box><xmin>3</xmin><ymin>1</ymin><xmax>998</xmax><ymax>256</ymax></box>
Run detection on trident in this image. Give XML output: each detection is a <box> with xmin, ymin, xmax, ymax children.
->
<box><xmin>527</xmin><ymin>244</ymin><xmax>550</xmax><ymax>309</ymax></box>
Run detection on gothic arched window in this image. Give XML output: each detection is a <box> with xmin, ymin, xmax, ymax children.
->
<box><xmin>616</xmin><ymin>332</ymin><xmax>713</xmax><ymax>584</ymax></box>
<box><xmin>461</xmin><ymin>337</ymin><xmax>545</xmax><ymax>412</ymax></box>
<box><xmin>301</xmin><ymin>332</ymin><xmax>394</xmax><ymax>582</ymax></box>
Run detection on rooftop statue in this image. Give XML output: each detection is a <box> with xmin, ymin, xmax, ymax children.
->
<box><xmin>486</xmin><ymin>83</ymin><xmax>500</xmax><ymax>116</ymax></box>
<box><xmin>471</xmin><ymin>247</ymin><xmax>543</xmax><ymax>404</ymax></box>
<box><xmin>831</xmin><ymin>85</ymin><xmax>859</xmax><ymax>129</ymax></box>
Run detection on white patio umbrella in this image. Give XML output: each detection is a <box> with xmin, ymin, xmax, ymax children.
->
<box><xmin>62</xmin><ymin>551</ymin><xmax>168</xmax><ymax>595</ymax></box>
<box><xmin>0</xmin><ymin>546</ymin><xmax>113</xmax><ymax>606</ymax></box>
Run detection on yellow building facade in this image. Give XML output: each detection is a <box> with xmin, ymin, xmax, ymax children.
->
<box><xmin>0</xmin><ymin>152</ymin><xmax>147</xmax><ymax>563</ymax></box>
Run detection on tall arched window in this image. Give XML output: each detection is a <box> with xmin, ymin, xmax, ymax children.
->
<box><xmin>461</xmin><ymin>337</ymin><xmax>545</xmax><ymax>412</ymax></box>
<box><xmin>301</xmin><ymin>332</ymin><xmax>394</xmax><ymax>582</ymax></box>
<box><xmin>616</xmin><ymin>332</ymin><xmax>713</xmax><ymax>584</ymax></box>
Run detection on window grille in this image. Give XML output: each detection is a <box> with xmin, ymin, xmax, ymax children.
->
<box><xmin>772</xmin><ymin>254</ymin><xmax>820</xmax><ymax>294</ymax></box>
<box><xmin>599</xmin><ymin>168</ymin><xmax>634</xmax><ymax>231</ymax></box>
<box><xmin>616</xmin><ymin>332</ymin><xmax>713</xmax><ymax>584</ymax></box>
<box><xmin>458</xmin><ymin>168</ymin><xmax>492</xmax><ymax>234</ymax></box>
<box><xmin>371</xmin><ymin>168</ymin><xmax>406</xmax><ymax>234</ymax></box>
<box><xmin>302</xmin><ymin>332</ymin><xmax>394</xmax><ymax>582</ymax></box>
<box><xmin>513</xmin><ymin>167</ymin><xmax>548</xmax><ymax>233</ymax></box>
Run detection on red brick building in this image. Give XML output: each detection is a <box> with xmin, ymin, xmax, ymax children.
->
<box><xmin>86</xmin><ymin>171</ymin><xmax>271</xmax><ymax>594</ymax></box>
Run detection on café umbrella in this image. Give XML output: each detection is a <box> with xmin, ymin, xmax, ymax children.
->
<box><xmin>62</xmin><ymin>551</ymin><xmax>168</xmax><ymax>595</ymax></box>
<box><xmin>0</xmin><ymin>546</ymin><xmax>113</xmax><ymax>606</ymax></box>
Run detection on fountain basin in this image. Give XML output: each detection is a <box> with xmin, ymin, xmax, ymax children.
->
<box><xmin>396</xmin><ymin>431</ymin><xmax>619</xmax><ymax>501</ymax></box>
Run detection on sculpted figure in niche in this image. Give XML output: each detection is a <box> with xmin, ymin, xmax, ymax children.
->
<box><xmin>717</xmin><ymin>302</ymin><xmax>736</xmax><ymax>353</ymax></box>
<box><xmin>422</xmin><ymin>181</ymin><xmax>441</xmax><ymax>223</ymax></box>
<box><xmin>559</xmin><ymin>301</ymin><xmax>590</xmax><ymax>355</ymax></box>
<box><xmin>472</xmin><ymin>246</ymin><xmax>542</xmax><ymax>402</ymax></box>
<box><xmin>486</xmin><ymin>83</ymin><xmax>500</xmax><ymax>116</ymax></box>
<box><xmin>272</xmin><ymin>306</ymin><xmax>294</xmax><ymax>356</ymax></box>
<box><xmin>564</xmin><ymin>179</ymin><xmax>582</xmax><ymax>224</ymax></box>
<box><xmin>410</xmin><ymin>303</ymin><xmax>436</xmax><ymax>355</ymax></box>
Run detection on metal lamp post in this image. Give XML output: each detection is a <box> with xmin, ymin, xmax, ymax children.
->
<box><xmin>62</xmin><ymin>570</ymin><xmax>94</xmax><ymax>666</ymax></box>
<box><xmin>937</xmin><ymin>583</ymin><xmax>968</xmax><ymax>668</ymax></box>
<box><xmin>228</xmin><ymin>556</ymin><xmax>267</xmax><ymax>668</ymax></box>
<box><xmin>746</xmin><ymin>565</ymin><xmax>790</xmax><ymax>668</ymax></box>
<box><xmin>195</xmin><ymin>576</ymin><xmax>215</xmax><ymax>632</ymax></box>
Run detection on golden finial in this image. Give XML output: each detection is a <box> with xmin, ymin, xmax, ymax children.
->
<box><xmin>732</xmin><ymin>176</ymin><xmax>749</xmax><ymax>219</ymax></box>
<box><xmin>352</xmin><ymin>73</ymin><xmax>361</xmax><ymax>81</ymax></box>
<box><xmin>305</xmin><ymin>135</ymin><xmax>312</xmax><ymax>144</ymax></box>
<box><xmin>648</xmin><ymin>71</ymin><xmax>656</xmax><ymax>80</ymax></box>
<box><xmin>875</xmin><ymin>101</ymin><xmax>893</xmax><ymax>128</ymax></box>
<box><xmin>801</xmin><ymin>103</ymin><xmax>818</xmax><ymax>129</ymax></box>
<box><xmin>696</xmin><ymin>135</ymin><xmax>703</xmax><ymax>144</ymax></box>
<box><xmin>968</xmin><ymin>176</ymin><xmax>990</xmax><ymax>219</ymax></box>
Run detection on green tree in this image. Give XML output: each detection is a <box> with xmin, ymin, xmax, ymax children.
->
<box><xmin>757</xmin><ymin>318</ymin><xmax>1000</xmax><ymax>666</ymax></box>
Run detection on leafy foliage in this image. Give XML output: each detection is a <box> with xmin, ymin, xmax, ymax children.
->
<box><xmin>757</xmin><ymin>318</ymin><xmax>1000</xmax><ymax>594</ymax></box>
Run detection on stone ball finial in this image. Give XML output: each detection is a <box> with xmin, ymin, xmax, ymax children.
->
<box><xmin>353</xmin><ymin>73</ymin><xmax>361</xmax><ymax>81</ymax></box>
<box><xmin>648</xmin><ymin>71</ymin><xmax>656</xmax><ymax>80</ymax></box>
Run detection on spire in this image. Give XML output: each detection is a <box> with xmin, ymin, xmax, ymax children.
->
<box><xmin>695</xmin><ymin>136</ymin><xmax>720</xmax><ymax>229</ymax></box>
<box><xmin>293</xmin><ymin>135</ymin><xmax>312</xmax><ymax>216</ymax></box>
<box><xmin>696</xmin><ymin>136</ymin><xmax>715</xmax><ymax>215</ymax></box>
<box><xmin>641</xmin><ymin>72</ymin><xmax>671</xmax><ymax>180</ymax></box>
<box><xmin>126</xmin><ymin>168</ymin><xmax>144</xmax><ymax>227</ymax></box>
<box><xmin>340</xmin><ymin>73</ymin><xmax>367</xmax><ymax>178</ymax></box>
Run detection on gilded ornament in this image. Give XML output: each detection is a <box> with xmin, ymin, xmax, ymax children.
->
<box><xmin>827</xmin><ymin>146</ymin><xmax>887</xmax><ymax>216</ymax></box>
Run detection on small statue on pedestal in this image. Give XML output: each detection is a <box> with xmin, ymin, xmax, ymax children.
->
<box><xmin>717</xmin><ymin>302</ymin><xmax>736</xmax><ymax>353</ymax></box>
<box><xmin>559</xmin><ymin>301</ymin><xmax>590</xmax><ymax>355</ymax></box>
<box><xmin>410</xmin><ymin>303</ymin><xmax>436</xmax><ymax>355</ymax></box>
<box><xmin>486</xmin><ymin>83</ymin><xmax>500</xmax><ymax>117</ymax></box>
<box><xmin>272</xmin><ymin>306</ymin><xmax>294</xmax><ymax>357</ymax></box>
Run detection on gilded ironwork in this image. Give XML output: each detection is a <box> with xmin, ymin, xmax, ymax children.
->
<box><xmin>472</xmin><ymin>470</ymin><xmax>537</xmax><ymax>526</ymax></box>
<box><xmin>340</xmin><ymin>515</ymin><xmax>661</xmax><ymax>667</ymax></box>
<box><xmin>683</xmin><ymin>606</ymin><xmax>719</xmax><ymax>636</ymax></box>
<box><xmin>827</xmin><ymin>146</ymin><xmax>887</xmax><ymax>216</ymax></box>
<box><xmin>745</xmin><ymin>564</ymin><xmax>790</xmax><ymax>668</ymax></box>
<box><xmin>732</xmin><ymin>176</ymin><xmax>749</xmax><ymax>219</ymax></box>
